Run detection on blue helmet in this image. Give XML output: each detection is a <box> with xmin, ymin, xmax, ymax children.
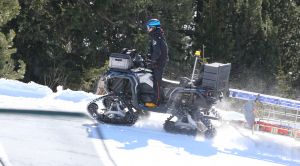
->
<box><xmin>146</xmin><ymin>19</ymin><xmax>161</xmax><ymax>30</ymax></box>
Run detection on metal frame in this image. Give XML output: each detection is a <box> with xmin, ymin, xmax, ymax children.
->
<box><xmin>229</xmin><ymin>88</ymin><xmax>300</xmax><ymax>139</ymax></box>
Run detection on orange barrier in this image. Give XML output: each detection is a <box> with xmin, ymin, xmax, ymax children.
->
<box><xmin>255</xmin><ymin>121</ymin><xmax>300</xmax><ymax>138</ymax></box>
<box><xmin>225</xmin><ymin>120</ymin><xmax>300</xmax><ymax>139</ymax></box>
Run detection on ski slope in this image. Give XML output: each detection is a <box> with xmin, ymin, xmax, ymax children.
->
<box><xmin>0</xmin><ymin>78</ymin><xmax>299</xmax><ymax>166</ymax></box>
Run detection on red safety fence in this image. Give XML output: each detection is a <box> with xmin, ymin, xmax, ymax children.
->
<box><xmin>255</xmin><ymin>121</ymin><xmax>300</xmax><ymax>138</ymax></box>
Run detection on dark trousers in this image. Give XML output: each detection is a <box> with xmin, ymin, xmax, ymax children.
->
<box><xmin>152</xmin><ymin>60</ymin><xmax>166</xmax><ymax>104</ymax></box>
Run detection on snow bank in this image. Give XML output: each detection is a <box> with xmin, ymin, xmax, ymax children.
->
<box><xmin>54</xmin><ymin>88</ymin><xmax>96</xmax><ymax>102</ymax></box>
<box><xmin>0</xmin><ymin>79</ymin><xmax>98</xmax><ymax>112</ymax></box>
<box><xmin>0</xmin><ymin>78</ymin><xmax>52</xmax><ymax>98</ymax></box>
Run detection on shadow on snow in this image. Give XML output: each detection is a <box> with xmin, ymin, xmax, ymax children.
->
<box><xmin>84</xmin><ymin>123</ymin><xmax>300</xmax><ymax>166</ymax></box>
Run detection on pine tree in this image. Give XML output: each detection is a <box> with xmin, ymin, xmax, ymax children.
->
<box><xmin>11</xmin><ymin>0</ymin><xmax>195</xmax><ymax>91</ymax></box>
<box><xmin>263</xmin><ymin>0</ymin><xmax>300</xmax><ymax>94</ymax></box>
<box><xmin>0</xmin><ymin>0</ymin><xmax>25</xmax><ymax>79</ymax></box>
<box><xmin>276</xmin><ymin>65</ymin><xmax>294</xmax><ymax>98</ymax></box>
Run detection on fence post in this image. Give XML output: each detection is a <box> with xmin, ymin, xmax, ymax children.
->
<box><xmin>271</xmin><ymin>127</ymin><xmax>278</xmax><ymax>134</ymax></box>
<box><xmin>254</xmin><ymin>123</ymin><xmax>260</xmax><ymax>131</ymax></box>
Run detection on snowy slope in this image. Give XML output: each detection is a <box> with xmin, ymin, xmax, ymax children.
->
<box><xmin>0</xmin><ymin>78</ymin><xmax>299</xmax><ymax>166</ymax></box>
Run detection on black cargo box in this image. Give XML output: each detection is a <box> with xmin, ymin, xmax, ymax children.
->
<box><xmin>202</xmin><ymin>63</ymin><xmax>231</xmax><ymax>92</ymax></box>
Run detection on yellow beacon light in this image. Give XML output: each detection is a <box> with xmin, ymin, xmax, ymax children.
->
<box><xmin>195</xmin><ymin>50</ymin><xmax>201</xmax><ymax>57</ymax></box>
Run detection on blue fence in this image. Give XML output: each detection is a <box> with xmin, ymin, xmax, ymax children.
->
<box><xmin>229</xmin><ymin>89</ymin><xmax>300</xmax><ymax>110</ymax></box>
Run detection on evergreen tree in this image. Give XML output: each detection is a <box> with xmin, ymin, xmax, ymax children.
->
<box><xmin>194</xmin><ymin>0</ymin><xmax>299</xmax><ymax>96</ymax></box>
<box><xmin>0</xmin><ymin>0</ymin><xmax>25</xmax><ymax>79</ymax></box>
<box><xmin>263</xmin><ymin>0</ymin><xmax>300</xmax><ymax>95</ymax></box>
<box><xmin>11</xmin><ymin>0</ymin><xmax>194</xmax><ymax>91</ymax></box>
<box><xmin>5</xmin><ymin>0</ymin><xmax>299</xmax><ymax>94</ymax></box>
<box><xmin>276</xmin><ymin>65</ymin><xmax>294</xmax><ymax>98</ymax></box>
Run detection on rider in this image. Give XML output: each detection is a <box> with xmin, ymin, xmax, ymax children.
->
<box><xmin>146</xmin><ymin>19</ymin><xmax>168</xmax><ymax>106</ymax></box>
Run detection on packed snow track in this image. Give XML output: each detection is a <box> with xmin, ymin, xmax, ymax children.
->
<box><xmin>0</xmin><ymin>109</ymin><xmax>107</xmax><ymax>166</ymax></box>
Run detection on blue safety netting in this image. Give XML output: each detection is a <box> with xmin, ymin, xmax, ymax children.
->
<box><xmin>229</xmin><ymin>89</ymin><xmax>300</xmax><ymax>110</ymax></box>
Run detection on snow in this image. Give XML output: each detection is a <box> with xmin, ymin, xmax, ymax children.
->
<box><xmin>0</xmin><ymin>78</ymin><xmax>96</xmax><ymax>111</ymax></box>
<box><xmin>0</xmin><ymin>78</ymin><xmax>300</xmax><ymax>166</ymax></box>
<box><xmin>0</xmin><ymin>79</ymin><xmax>52</xmax><ymax>98</ymax></box>
<box><xmin>0</xmin><ymin>143</ymin><xmax>12</xmax><ymax>166</ymax></box>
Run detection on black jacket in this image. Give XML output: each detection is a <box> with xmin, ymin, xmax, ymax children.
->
<box><xmin>149</xmin><ymin>28</ymin><xmax>168</xmax><ymax>64</ymax></box>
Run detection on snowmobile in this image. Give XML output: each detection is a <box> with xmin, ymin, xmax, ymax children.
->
<box><xmin>87</xmin><ymin>48</ymin><xmax>231</xmax><ymax>138</ymax></box>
